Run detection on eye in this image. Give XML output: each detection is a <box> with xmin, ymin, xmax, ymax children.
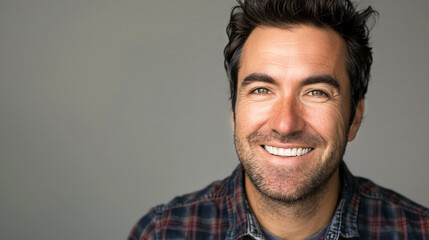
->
<box><xmin>251</xmin><ymin>88</ymin><xmax>271</xmax><ymax>95</ymax></box>
<box><xmin>307</xmin><ymin>90</ymin><xmax>328</xmax><ymax>98</ymax></box>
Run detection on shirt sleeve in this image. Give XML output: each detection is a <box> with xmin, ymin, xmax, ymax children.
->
<box><xmin>127</xmin><ymin>207</ymin><xmax>158</xmax><ymax>240</ymax></box>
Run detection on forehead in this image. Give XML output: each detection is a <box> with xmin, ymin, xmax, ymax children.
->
<box><xmin>238</xmin><ymin>25</ymin><xmax>348</xmax><ymax>85</ymax></box>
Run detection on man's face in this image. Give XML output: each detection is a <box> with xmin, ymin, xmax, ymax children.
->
<box><xmin>233</xmin><ymin>25</ymin><xmax>363</xmax><ymax>202</ymax></box>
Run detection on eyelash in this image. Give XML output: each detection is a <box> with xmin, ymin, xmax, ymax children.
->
<box><xmin>307</xmin><ymin>90</ymin><xmax>329</xmax><ymax>98</ymax></box>
<box><xmin>250</xmin><ymin>87</ymin><xmax>271</xmax><ymax>95</ymax></box>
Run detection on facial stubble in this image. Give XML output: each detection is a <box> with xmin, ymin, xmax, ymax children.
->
<box><xmin>234</xmin><ymin>129</ymin><xmax>347</xmax><ymax>205</ymax></box>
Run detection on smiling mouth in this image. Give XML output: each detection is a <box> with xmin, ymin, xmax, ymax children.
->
<box><xmin>263</xmin><ymin>145</ymin><xmax>313</xmax><ymax>157</ymax></box>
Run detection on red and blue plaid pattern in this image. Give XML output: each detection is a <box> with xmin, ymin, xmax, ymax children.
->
<box><xmin>129</xmin><ymin>162</ymin><xmax>429</xmax><ymax>239</ymax></box>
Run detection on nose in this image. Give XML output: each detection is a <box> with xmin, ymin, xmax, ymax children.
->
<box><xmin>267</xmin><ymin>96</ymin><xmax>306</xmax><ymax>136</ymax></box>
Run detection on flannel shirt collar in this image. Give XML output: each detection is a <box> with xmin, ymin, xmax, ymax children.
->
<box><xmin>226</xmin><ymin>161</ymin><xmax>361</xmax><ymax>239</ymax></box>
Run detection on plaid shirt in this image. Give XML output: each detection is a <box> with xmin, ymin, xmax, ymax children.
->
<box><xmin>128</xmin><ymin>162</ymin><xmax>429</xmax><ymax>239</ymax></box>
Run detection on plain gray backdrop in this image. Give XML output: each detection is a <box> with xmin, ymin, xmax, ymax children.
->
<box><xmin>1</xmin><ymin>0</ymin><xmax>428</xmax><ymax>239</ymax></box>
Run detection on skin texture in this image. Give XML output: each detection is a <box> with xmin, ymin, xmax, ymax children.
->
<box><xmin>233</xmin><ymin>25</ymin><xmax>364</xmax><ymax>240</ymax></box>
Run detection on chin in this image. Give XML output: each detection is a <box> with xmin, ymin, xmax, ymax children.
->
<box><xmin>241</xmin><ymin>147</ymin><xmax>343</xmax><ymax>204</ymax></box>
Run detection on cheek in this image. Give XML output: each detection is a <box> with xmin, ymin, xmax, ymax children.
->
<box><xmin>304</xmin><ymin>103</ymin><xmax>348</xmax><ymax>140</ymax></box>
<box><xmin>235</xmin><ymin>100</ymin><xmax>273</xmax><ymax>133</ymax></box>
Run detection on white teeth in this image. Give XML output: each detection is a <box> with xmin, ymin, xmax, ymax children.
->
<box><xmin>264</xmin><ymin>146</ymin><xmax>312</xmax><ymax>157</ymax></box>
<box><xmin>302</xmin><ymin>148</ymin><xmax>308</xmax><ymax>155</ymax></box>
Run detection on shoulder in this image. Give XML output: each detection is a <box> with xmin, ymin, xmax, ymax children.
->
<box><xmin>353</xmin><ymin>176</ymin><xmax>429</xmax><ymax>237</ymax></box>
<box><xmin>127</xmin><ymin>175</ymin><xmax>233</xmax><ymax>240</ymax></box>
<box><xmin>128</xmin><ymin>206</ymin><xmax>158</xmax><ymax>240</ymax></box>
<box><xmin>355</xmin><ymin>176</ymin><xmax>429</xmax><ymax>216</ymax></box>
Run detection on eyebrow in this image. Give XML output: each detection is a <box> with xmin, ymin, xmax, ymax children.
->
<box><xmin>301</xmin><ymin>75</ymin><xmax>340</xmax><ymax>90</ymax></box>
<box><xmin>240</xmin><ymin>73</ymin><xmax>340</xmax><ymax>90</ymax></box>
<box><xmin>240</xmin><ymin>73</ymin><xmax>276</xmax><ymax>88</ymax></box>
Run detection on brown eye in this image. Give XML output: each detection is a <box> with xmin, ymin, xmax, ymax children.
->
<box><xmin>251</xmin><ymin>88</ymin><xmax>271</xmax><ymax>94</ymax></box>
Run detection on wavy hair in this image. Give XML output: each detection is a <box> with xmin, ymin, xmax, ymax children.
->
<box><xmin>224</xmin><ymin>0</ymin><xmax>377</xmax><ymax>122</ymax></box>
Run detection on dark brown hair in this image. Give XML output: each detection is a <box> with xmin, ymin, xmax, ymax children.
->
<box><xmin>224</xmin><ymin>0</ymin><xmax>377</xmax><ymax>122</ymax></box>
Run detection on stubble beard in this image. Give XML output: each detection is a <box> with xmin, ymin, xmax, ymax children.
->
<box><xmin>234</xmin><ymin>129</ymin><xmax>347</xmax><ymax>205</ymax></box>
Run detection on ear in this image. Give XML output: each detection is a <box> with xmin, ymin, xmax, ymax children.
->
<box><xmin>347</xmin><ymin>98</ymin><xmax>365</xmax><ymax>142</ymax></box>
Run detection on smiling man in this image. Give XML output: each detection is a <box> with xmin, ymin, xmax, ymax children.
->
<box><xmin>129</xmin><ymin>1</ymin><xmax>429</xmax><ymax>239</ymax></box>
<box><xmin>233</xmin><ymin>26</ymin><xmax>362</xmax><ymax>239</ymax></box>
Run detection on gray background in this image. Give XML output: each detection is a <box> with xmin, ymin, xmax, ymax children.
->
<box><xmin>1</xmin><ymin>0</ymin><xmax>428</xmax><ymax>239</ymax></box>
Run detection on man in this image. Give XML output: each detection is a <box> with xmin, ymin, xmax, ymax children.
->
<box><xmin>129</xmin><ymin>0</ymin><xmax>429</xmax><ymax>239</ymax></box>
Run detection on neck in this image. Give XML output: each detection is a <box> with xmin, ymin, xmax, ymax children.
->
<box><xmin>245</xmin><ymin>168</ymin><xmax>341</xmax><ymax>240</ymax></box>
